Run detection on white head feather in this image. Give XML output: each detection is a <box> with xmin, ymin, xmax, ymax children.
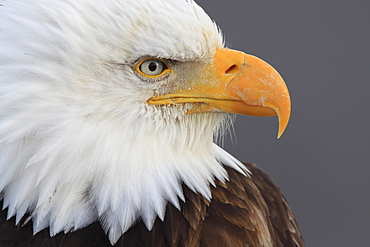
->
<box><xmin>0</xmin><ymin>0</ymin><xmax>247</xmax><ymax>244</ymax></box>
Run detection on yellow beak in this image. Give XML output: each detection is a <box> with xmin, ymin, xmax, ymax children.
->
<box><xmin>147</xmin><ymin>48</ymin><xmax>291</xmax><ymax>138</ymax></box>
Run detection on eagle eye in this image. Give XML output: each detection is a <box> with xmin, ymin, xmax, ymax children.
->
<box><xmin>137</xmin><ymin>59</ymin><xmax>169</xmax><ymax>77</ymax></box>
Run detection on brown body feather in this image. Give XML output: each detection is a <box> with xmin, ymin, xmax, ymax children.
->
<box><xmin>0</xmin><ymin>163</ymin><xmax>304</xmax><ymax>247</ymax></box>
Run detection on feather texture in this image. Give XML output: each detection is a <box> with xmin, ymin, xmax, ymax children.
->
<box><xmin>0</xmin><ymin>163</ymin><xmax>304</xmax><ymax>247</ymax></box>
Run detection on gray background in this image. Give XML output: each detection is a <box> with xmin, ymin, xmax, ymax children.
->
<box><xmin>198</xmin><ymin>1</ymin><xmax>370</xmax><ymax>246</ymax></box>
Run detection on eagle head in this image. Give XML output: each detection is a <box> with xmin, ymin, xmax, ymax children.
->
<box><xmin>0</xmin><ymin>0</ymin><xmax>290</xmax><ymax>244</ymax></box>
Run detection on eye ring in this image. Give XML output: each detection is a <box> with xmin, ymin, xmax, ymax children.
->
<box><xmin>136</xmin><ymin>59</ymin><xmax>170</xmax><ymax>78</ymax></box>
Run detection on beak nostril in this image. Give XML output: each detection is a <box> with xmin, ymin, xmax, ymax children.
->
<box><xmin>225</xmin><ymin>64</ymin><xmax>238</xmax><ymax>75</ymax></box>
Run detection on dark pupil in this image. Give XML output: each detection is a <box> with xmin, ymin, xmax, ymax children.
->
<box><xmin>148</xmin><ymin>62</ymin><xmax>157</xmax><ymax>72</ymax></box>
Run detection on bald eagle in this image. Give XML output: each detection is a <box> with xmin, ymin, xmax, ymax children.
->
<box><xmin>0</xmin><ymin>0</ymin><xmax>304</xmax><ymax>246</ymax></box>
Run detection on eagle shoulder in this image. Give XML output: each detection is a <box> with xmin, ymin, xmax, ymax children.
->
<box><xmin>0</xmin><ymin>163</ymin><xmax>304</xmax><ymax>247</ymax></box>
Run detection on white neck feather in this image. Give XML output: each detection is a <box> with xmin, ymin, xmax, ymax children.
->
<box><xmin>0</xmin><ymin>103</ymin><xmax>248</xmax><ymax>244</ymax></box>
